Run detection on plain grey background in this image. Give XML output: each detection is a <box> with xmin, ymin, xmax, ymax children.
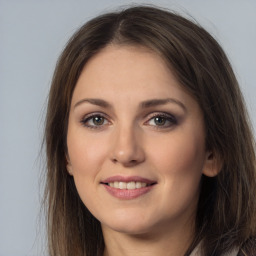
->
<box><xmin>0</xmin><ymin>0</ymin><xmax>255</xmax><ymax>255</ymax></box>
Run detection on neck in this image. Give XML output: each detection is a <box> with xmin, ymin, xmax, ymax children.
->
<box><xmin>102</xmin><ymin>220</ymin><xmax>195</xmax><ymax>256</ymax></box>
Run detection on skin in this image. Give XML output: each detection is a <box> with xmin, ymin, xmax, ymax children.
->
<box><xmin>66</xmin><ymin>45</ymin><xmax>218</xmax><ymax>256</ymax></box>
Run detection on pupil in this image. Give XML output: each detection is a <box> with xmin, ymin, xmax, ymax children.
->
<box><xmin>93</xmin><ymin>116</ymin><xmax>104</xmax><ymax>125</ymax></box>
<box><xmin>155</xmin><ymin>116</ymin><xmax>165</xmax><ymax>125</ymax></box>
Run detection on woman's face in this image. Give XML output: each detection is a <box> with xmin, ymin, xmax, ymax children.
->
<box><xmin>66</xmin><ymin>45</ymin><xmax>217</xmax><ymax>236</ymax></box>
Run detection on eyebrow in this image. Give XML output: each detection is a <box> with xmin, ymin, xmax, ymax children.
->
<box><xmin>140</xmin><ymin>98</ymin><xmax>187</xmax><ymax>112</ymax></box>
<box><xmin>74</xmin><ymin>97</ymin><xmax>186</xmax><ymax>112</ymax></box>
<box><xmin>74</xmin><ymin>98</ymin><xmax>111</xmax><ymax>109</ymax></box>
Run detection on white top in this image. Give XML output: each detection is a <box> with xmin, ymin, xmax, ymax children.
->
<box><xmin>190</xmin><ymin>243</ymin><xmax>239</xmax><ymax>256</ymax></box>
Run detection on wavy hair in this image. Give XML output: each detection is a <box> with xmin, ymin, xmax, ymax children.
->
<box><xmin>44</xmin><ymin>5</ymin><xmax>256</xmax><ymax>256</ymax></box>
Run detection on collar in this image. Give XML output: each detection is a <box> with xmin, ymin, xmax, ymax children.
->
<box><xmin>190</xmin><ymin>242</ymin><xmax>239</xmax><ymax>256</ymax></box>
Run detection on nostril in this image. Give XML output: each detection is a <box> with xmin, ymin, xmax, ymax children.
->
<box><xmin>112</xmin><ymin>158</ymin><xmax>118</xmax><ymax>163</ymax></box>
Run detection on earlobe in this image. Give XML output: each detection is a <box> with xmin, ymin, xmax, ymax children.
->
<box><xmin>66</xmin><ymin>155</ymin><xmax>73</xmax><ymax>176</ymax></box>
<box><xmin>67</xmin><ymin>166</ymin><xmax>73</xmax><ymax>176</ymax></box>
<box><xmin>202</xmin><ymin>151</ymin><xmax>222</xmax><ymax>177</ymax></box>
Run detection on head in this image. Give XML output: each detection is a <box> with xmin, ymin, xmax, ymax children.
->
<box><xmin>44</xmin><ymin>5</ymin><xmax>256</xmax><ymax>256</ymax></box>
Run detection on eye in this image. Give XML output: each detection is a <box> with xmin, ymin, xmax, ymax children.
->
<box><xmin>145</xmin><ymin>113</ymin><xmax>177</xmax><ymax>128</ymax></box>
<box><xmin>80</xmin><ymin>113</ymin><xmax>110</xmax><ymax>129</ymax></box>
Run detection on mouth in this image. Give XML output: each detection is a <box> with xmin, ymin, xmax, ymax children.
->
<box><xmin>100</xmin><ymin>176</ymin><xmax>157</xmax><ymax>199</ymax></box>
<box><xmin>101</xmin><ymin>181</ymin><xmax>156</xmax><ymax>190</ymax></box>
<box><xmin>101</xmin><ymin>175</ymin><xmax>157</xmax><ymax>189</ymax></box>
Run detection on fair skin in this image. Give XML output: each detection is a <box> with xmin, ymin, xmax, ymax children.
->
<box><xmin>66</xmin><ymin>45</ymin><xmax>218</xmax><ymax>256</ymax></box>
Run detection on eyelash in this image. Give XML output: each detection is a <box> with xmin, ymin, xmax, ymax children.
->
<box><xmin>80</xmin><ymin>112</ymin><xmax>177</xmax><ymax>130</ymax></box>
<box><xmin>144</xmin><ymin>112</ymin><xmax>177</xmax><ymax>129</ymax></box>
<box><xmin>80</xmin><ymin>113</ymin><xmax>110</xmax><ymax>129</ymax></box>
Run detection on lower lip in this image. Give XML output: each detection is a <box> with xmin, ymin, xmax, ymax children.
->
<box><xmin>102</xmin><ymin>184</ymin><xmax>155</xmax><ymax>200</ymax></box>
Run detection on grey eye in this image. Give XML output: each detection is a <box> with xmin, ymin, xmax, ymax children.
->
<box><xmin>81</xmin><ymin>114</ymin><xmax>109</xmax><ymax>128</ymax></box>
<box><xmin>92</xmin><ymin>116</ymin><xmax>105</xmax><ymax>125</ymax></box>
<box><xmin>154</xmin><ymin>116</ymin><xmax>166</xmax><ymax>126</ymax></box>
<box><xmin>147</xmin><ymin>113</ymin><xmax>177</xmax><ymax>128</ymax></box>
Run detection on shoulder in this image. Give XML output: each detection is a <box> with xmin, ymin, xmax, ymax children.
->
<box><xmin>237</xmin><ymin>237</ymin><xmax>256</xmax><ymax>256</ymax></box>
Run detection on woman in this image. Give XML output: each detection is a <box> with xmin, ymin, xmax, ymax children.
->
<box><xmin>44</xmin><ymin>5</ymin><xmax>256</xmax><ymax>256</ymax></box>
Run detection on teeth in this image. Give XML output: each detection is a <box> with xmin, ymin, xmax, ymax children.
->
<box><xmin>114</xmin><ymin>181</ymin><xmax>119</xmax><ymax>188</ymax></box>
<box><xmin>127</xmin><ymin>181</ymin><xmax>135</xmax><ymax>189</ymax></box>
<box><xmin>135</xmin><ymin>182</ymin><xmax>142</xmax><ymax>189</ymax></box>
<box><xmin>108</xmin><ymin>181</ymin><xmax>148</xmax><ymax>189</ymax></box>
<box><xmin>119</xmin><ymin>182</ymin><xmax>126</xmax><ymax>189</ymax></box>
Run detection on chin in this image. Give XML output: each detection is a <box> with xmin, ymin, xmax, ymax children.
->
<box><xmin>104</xmin><ymin>222</ymin><xmax>153</xmax><ymax>235</ymax></box>
<box><xmin>100</xmin><ymin>210</ymin><xmax>155</xmax><ymax>235</ymax></box>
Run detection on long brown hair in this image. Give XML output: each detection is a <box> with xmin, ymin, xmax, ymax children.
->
<box><xmin>44</xmin><ymin>5</ymin><xmax>256</xmax><ymax>256</ymax></box>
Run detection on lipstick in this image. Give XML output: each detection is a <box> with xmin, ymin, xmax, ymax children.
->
<box><xmin>101</xmin><ymin>175</ymin><xmax>157</xmax><ymax>200</ymax></box>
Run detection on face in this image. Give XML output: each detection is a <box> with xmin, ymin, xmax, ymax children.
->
<box><xmin>66</xmin><ymin>45</ymin><xmax>217</xmax><ymax>236</ymax></box>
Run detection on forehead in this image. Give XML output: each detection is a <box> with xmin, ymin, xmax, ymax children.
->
<box><xmin>82</xmin><ymin>44</ymin><xmax>168</xmax><ymax>79</ymax></box>
<box><xmin>74</xmin><ymin>45</ymin><xmax>180</xmax><ymax>95</ymax></box>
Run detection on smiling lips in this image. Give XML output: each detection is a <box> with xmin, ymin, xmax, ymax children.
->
<box><xmin>101</xmin><ymin>176</ymin><xmax>157</xmax><ymax>199</ymax></box>
<box><xmin>108</xmin><ymin>181</ymin><xmax>148</xmax><ymax>189</ymax></box>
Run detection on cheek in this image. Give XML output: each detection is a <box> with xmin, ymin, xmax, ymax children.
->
<box><xmin>67</xmin><ymin>129</ymin><xmax>109</xmax><ymax>176</ymax></box>
<box><xmin>150</xmin><ymin>129</ymin><xmax>205</xmax><ymax>209</ymax></box>
<box><xmin>146</xmin><ymin>135</ymin><xmax>205</xmax><ymax>220</ymax></box>
<box><xmin>67</xmin><ymin>131</ymin><xmax>108</xmax><ymax>209</ymax></box>
<box><xmin>151</xmin><ymin>133</ymin><xmax>206</xmax><ymax>176</ymax></box>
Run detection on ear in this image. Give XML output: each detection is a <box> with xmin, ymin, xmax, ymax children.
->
<box><xmin>202</xmin><ymin>150</ymin><xmax>222</xmax><ymax>177</ymax></box>
<box><xmin>66</xmin><ymin>154</ymin><xmax>73</xmax><ymax>176</ymax></box>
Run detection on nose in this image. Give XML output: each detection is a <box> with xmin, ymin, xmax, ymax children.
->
<box><xmin>110</xmin><ymin>125</ymin><xmax>145</xmax><ymax>167</ymax></box>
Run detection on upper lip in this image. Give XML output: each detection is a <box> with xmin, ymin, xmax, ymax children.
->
<box><xmin>101</xmin><ymin>175</ymin><xmax>157</xmax><ymax>185</ymax></box>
